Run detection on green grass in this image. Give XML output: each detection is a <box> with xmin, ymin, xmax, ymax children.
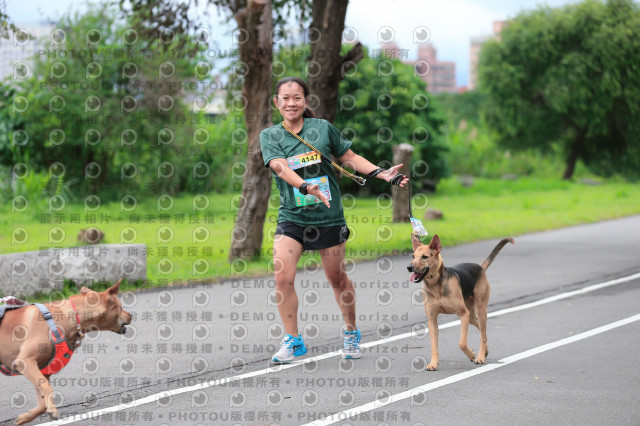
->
<box><xmin>1</xmin><ymin>177</ymin><xmax>639</xmax><ymax>297</ymax></box>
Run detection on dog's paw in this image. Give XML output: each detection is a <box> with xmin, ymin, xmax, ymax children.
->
<box><xmin>47</xmin><ymin>408</ymin><xmax>60</xmax><ymax>420</ymax></box>
<box><xmin>473</xmin><ymin>357</ymin><xmax>486</xmax><ymax>364</ymax></box>
<box><xmin>426</xmin><ymin>363</ymin><xmax>438</xmax><ymax>371</ymax></box>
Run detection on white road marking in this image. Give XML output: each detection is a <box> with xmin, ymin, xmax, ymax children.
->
<box><xmin>40</xmin><ymin>272</ymin><xmax>640</xmax><ymax>425</ymax></box>
<box><xmin>304</xmin><ymin>313</ymin><xmax>640</xmax><ymax>426</ymax></box>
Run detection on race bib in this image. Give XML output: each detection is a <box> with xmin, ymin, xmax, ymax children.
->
<box><xmin>287</xmin><ymin>151</ymin><xmax>321</xmax><ymax>170</ymax></box>
<box><xmin>293</xmin><ymin>176</ymin><xmax>332</xmax><ymax>207</ymax></box>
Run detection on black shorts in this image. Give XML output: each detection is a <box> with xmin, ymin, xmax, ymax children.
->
<box><xmin>275</xmin><ymin>221</ymin><xmax>350</xmax><ymax>251</ymax></box>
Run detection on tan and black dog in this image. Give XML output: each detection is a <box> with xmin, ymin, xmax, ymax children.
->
<box><xmin>0</xmin><ymin>281</ymin><xmax>131</xmax><ymax>424</ymax></box>
<box><xmin>408</xmin><ymin>234</ymin><xmax>514</xmax><ymax>371</ymax></box>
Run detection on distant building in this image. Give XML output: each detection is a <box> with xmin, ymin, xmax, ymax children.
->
<box><xmin>469</xmin><ymin>21</ymin><xmax>506</xmax><ymax>90</ymax></box>
<box><xmin>0</xmin><ymin>22</ymin><xmax>54</xmax><ymax>82</ymax></box>
<box><xmin>379</xmin><ymin>42</ymin><xmax>399</xmax><ymax>59</ymax></box>
<box><xmin>416</xmin><ymin>43</ymin><xmax>456</xmax><ymax>94</ymax></box>
<box><xmin>379</xmin><ymin>42</ymin><xmax>410</xmax><ymax>61</ymax></box>
<box><xmin>377</xmin><ymin>41</ymin><xmax>456</xmax><ymax>94</ymax></box>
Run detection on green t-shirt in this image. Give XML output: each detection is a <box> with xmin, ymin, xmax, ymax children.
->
<box><xmin>260</xmin><ymin>118</ymin><xmax>352</xmax><ymax>227</ymax></box>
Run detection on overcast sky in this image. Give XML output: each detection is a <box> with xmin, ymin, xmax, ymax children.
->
<box><xmin>6</xmin><ymin>0</ymin><xmax>583</xmax><ymax>87</ymax></box>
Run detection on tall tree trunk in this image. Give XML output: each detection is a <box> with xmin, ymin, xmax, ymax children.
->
<box><xmin>228</xmin><ymin>0</ymin><xmax>273</xmax><ymax>261</ymax></box>
<box><xmin>563</xmin><ymin>129</ymin><xmax>585</xmax><ymax>180</ymax></box>
<box><xmin>307</xmin><ymin>0</ymin><xmax>363</xmax><ymax>122</ymax></box>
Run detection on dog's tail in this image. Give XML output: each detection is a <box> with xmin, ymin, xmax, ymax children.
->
<box><xmin>481</xmin><ymin>237</ymin><xmax>514</xmax><ymax>270</ymax></box>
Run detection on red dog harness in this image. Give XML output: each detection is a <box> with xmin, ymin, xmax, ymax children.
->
<box><xmin>0</xmin><ymin>301</ymin><xmax>81</xmax><ymax>376</ymax></box>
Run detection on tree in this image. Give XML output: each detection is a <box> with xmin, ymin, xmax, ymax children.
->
<box><xmin>306</xmin><ymin>0</ymin><xmax>363</xmax><ymax>122</ymax></box>
<box><xmin>0</xmin><ymin>5</ymin><xmax>201</xmax><ymax>200</ymax></box>
<box><xmin>115</xmin><ymin>0</ymin><xmax>276</xmax><ymax>260</ymax></box>
<box><xmin>479</xmin><ymin>0</ymin><xmax>640</xmax><ymax>180</ymax></box>
<box><xmin>226</xmin><ymin>0</ymin><xmax>275</xmax><ymax>260</ymax></box>
<box><xmin>333</xmin><ymin>53</ymin><xmax>449</xmax><ymax>194</ymax></box>
<box><xmin>434</xmin><ymin>91</ymin><xmax>488</xmax><ymax>125</ymax></box>
<box><xmin>121</xmin><ymin>0</ymin><xmax>364</xmax><ymax>260</ymax></box>
<box><xmin>0</xmin><ymin>0</ymin><xmax>18</xmax><ymax>44</ymax></box>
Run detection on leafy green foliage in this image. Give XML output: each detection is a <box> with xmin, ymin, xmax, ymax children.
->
<box><xmin>185</xmin><ymin>110</ymin><xmax>248</xmax><ymax>194</ymax></box>
<box><xmin>0</xmin><ymin>0</ymin><xmax>19</xmax><ymax>44</ymax></box>
<box><xmin>119</xmin><ymin>0</ymin><xmax>312</xmax><ymax>48</ymax></box>
<box><xmin>434</xmin><ymin>91</ymin><xmax>577</xmax><ymax>179</ymax></box>
<box><xmin>0</xmin><ymin>5</ymin><xmax>217</xmax><ymax>201</ymax></box>
<box><xmin>435</xmin><ymin>91</ymin><xmax>487</xmax><ymax>125</ymax></box>
<box><xmin>335</xmin><ymin>55</ymin><xmax>449</xmax><ymax>194</ymax></box>
<box><xmin>479</xmin><ymin>0</ymin><xmax>640</xmax><ymax>180</ymax></box>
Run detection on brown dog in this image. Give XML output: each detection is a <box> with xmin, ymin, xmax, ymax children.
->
<box><xmin>0</xmin><ymin>281</ymin><xmax>131</xmax><ymax>424</ymax></box>
<box><xmin>408</xmin><ymin>234</ymin><xmax>514</xmax><ymax>370</ymax></box>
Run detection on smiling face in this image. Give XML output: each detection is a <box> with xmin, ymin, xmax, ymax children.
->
<box><xmin>274</xmin><ymin>81</ymin><xmax>307</xmax><ymax>123</ymax></box>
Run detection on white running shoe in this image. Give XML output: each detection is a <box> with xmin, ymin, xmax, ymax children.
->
<box><xmin>272</xmin><ymin>334</ymin><xmax>307</xmax><ymax>363</ymax></box>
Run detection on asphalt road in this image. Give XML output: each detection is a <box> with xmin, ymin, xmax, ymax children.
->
<box><xmin>2</xmin><ymin>215</ymin><xmax>640</xmax><ymax>425</ymax></box>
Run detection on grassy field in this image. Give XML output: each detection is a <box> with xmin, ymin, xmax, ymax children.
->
<box><xmin>1</xmin><ymin>176</ymin><xmax>638</xmax><ymax>296</ymax></box>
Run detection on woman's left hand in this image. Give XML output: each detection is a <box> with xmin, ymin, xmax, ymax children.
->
<box><xmin>379</xmin><ymin>164</ymin><xmax>410</xmax><ymax>187</ymax></box>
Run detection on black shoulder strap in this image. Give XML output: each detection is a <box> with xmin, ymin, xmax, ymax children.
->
<box><xmin>281</xmin><ymin>121</ymin><xmax>366</xmax><ymax>186</ymax></box>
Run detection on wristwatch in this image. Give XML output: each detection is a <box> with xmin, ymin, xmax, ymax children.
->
<box><xmin>298</xmin><ymin>182</ymin><xmax>309</xmax><ymax>195</ymax></box>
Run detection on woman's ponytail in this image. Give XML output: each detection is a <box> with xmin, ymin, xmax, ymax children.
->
<box><xmin>303</xmin><ymin>107</ymin><xmax>315</xmax><ymax>118</ymax></box>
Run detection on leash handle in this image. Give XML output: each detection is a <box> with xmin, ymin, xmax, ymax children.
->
<box><xmin>281</xmin><ymin>121</ymin><xmax>367</xmax><ymax>186</ymax></box>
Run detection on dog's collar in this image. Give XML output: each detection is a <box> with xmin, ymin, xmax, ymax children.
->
<box><xmin>68</xmin><ymin>299</ymin><xmax>84</xmax><ymax>342</ymax></box>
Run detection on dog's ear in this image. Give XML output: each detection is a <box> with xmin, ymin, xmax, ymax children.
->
<box><xmin>411</xmin><ymin>233</ymin><xmax>422</xmax><ymax>250</ymax></box>
<box><xmin>107</xmin><ymin>279</ymin><xmax>122</xmax><ymax>296</ymax></box>
<box><xmin>429</xmin><ymin>234</ymin><xmax>442</xmax><ymax>253</ymax></box>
